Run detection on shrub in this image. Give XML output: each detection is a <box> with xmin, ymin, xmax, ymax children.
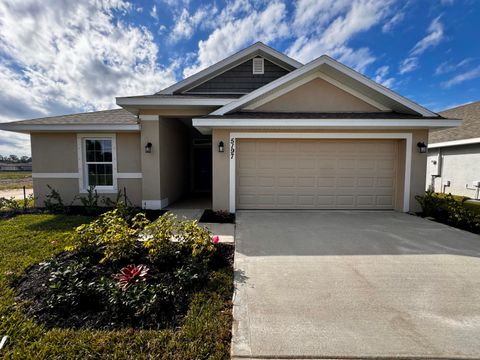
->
<box><xmin>102</xmin><ymin>188</ymin><xmax>136</xmax><ymax>220</ymax></box>
<box><xmin>0</xmin><ymin>196</ymin><xmax>21</xmax><ymax>213</ymax></box>
<box><xmin>76</xmin><ymin>186</ymin><xmax>100</xmax><ymax>215</ymax></box>
<box><xmin>69</xmin><ymin>209</ymin><xmax>150</xmax><ymax>263</ymax></box>
<box><xmin>44</xmin><ymin>185</ymin><xmax>72</xmax><ymax>214</ymax></box>
<box><xmin>40</xmin><ymin>258</ymin><xmax>101</xmax><ymax>311</ymax></box>
<box><xmin>416</xmin><ymin>191</ymin><xmax>480</xmax><ymax>234</ymax></box>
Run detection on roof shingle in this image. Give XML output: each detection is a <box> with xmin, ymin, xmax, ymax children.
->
<box><xmin>430</xmin><ymin>101</ymin><xmax>480</xmax><ymax>143</ymax></box>
<box><xmin>2</xmin><ymin>108</ymin><xmax>137</xmax><ymax>126</ymax></box>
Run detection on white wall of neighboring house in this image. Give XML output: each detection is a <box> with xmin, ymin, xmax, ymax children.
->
<box><xmin>426</xmin><ymin>143</ymin><xmax>480</xmax><ymax>199</ymax></box>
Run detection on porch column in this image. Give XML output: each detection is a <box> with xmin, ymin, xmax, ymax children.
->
<box><xmin>140</xmin><ymin>115</ymin><xmax>162</xmax><ymax>209</ymax></box>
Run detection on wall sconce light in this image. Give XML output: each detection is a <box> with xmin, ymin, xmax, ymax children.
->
<box><xmin>145</xmin><ymin>142</ymin><xmax>152</xmax><ymax>153</ymax></box>
<box><xmin>218</xmin><ymin>141</ymin><xmax>225</xmax><ymax>153</ymax></box>
<box><xmin>417</xmin><ymin>142</ymin><xmax>427</xmax><ymax>153</ymax></box>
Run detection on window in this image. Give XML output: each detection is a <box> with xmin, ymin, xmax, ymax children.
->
<box><xmin>82</xmin><ymin>137</ymin><xmax>115</xmax><ymax>190</ymax></box>
<box><xmin>252</xmin><ymin>57</ymin><xmax>264</xmax><ymax>74</ymax></box>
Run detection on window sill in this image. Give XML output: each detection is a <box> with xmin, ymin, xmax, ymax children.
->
<box><xmin>80</xmin><ymin>187</ymin><xmax>117</xmax><ymax>194</ymax></box>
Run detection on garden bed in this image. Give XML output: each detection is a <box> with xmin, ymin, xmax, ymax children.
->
<box><xmin>0</xmin><ymin>212</ymin><xmax>234</xmax><ymax>358</ymax></box>
<box><xmin>416</xmin><ymin>191</ymin><xmax>480</xmax><ymax>234</ymax></box>
<box><xmin>199</xmin><ymin>209</ymin><xmax>235</xmax><ymax>224</ymax></box>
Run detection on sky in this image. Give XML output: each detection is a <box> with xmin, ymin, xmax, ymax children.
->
<box><xmin>0</xmin><ymin>0</ymin><xmax>479</xmax><ymax>156</ymax></box>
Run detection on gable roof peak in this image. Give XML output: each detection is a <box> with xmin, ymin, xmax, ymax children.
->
<box><xmin>156</xmin><ymin>42</ymin><xmax>302</xmax><ymax>95</ymax></box>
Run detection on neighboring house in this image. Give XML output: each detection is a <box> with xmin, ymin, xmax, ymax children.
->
<box><xmin>427</xmin><ymin>101</ymin><xmax>480</xmax><ymax>199</ymax></box>
<box><xmin>0</xmin><ymin>42</ymin><xmax>460</xmax><ymax>212</ymax></box>
<box><xmin>0</xmin><ymin>163</ymin><xmax>32</xmax><ymax>171</ymax></box>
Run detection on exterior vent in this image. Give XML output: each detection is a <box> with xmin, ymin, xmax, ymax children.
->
<box><xmin>252</xmin><ymin>57</ymin><xmax>264</xmax><ymax>74</ymax></box>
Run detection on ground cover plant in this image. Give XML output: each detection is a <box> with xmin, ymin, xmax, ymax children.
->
<box><xmin>0</xmin><ymin>212</ymin><xmax>233</xmax><ymax>359</ymax></box>
<box><xmin>416</xmin><ymin>191</ymin><xmax>480</xmax><ymax>234</ymax></box>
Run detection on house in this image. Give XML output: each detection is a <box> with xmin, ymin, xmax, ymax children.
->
<box><xmin>0</xmin><ymin>163</ymin><xmax>32</xmax><ymax>171</ymax></box>
<box><xmin>427</xmin><ymin>101</ymin><xmax>480</xmax><ymax>199</ymax></box>
<box><xmin>0</xmin><ymin>42</ymin><xmax>460</xmax><ymax>212</ymax></box>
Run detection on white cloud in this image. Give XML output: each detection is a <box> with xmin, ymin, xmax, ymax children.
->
<box><xmin>170</xmin><ymin>6</ymin><xmax>216</xmax><ymax>43</ymax></box>
<box><xmin>150</xmin><ymin>5</ymin><xmax>158</xmax><ymax>20</ymax></box>
<box><xmin>0</xmin><ymin>0</ymin><xmax>178</xmax><ymax>155</ymax></box>
<box><xmin>183</xmin><ymin>1</ymin><xmax>289</xmax><ymax>77</ymax></box>
<box><xmin>382</xmin><ymin>11</ymin><xmax>405</xmax><ymax>33</ymax></box>
<box><xmin>287</xmin><ymin>0</ymin><xmax>393</xmax><ymax>72</ymax></box>
<box><xmin>398</xmin><ymin>17</ymin><xmax>445</xmax><ymax>74</ymax></box>
<box><xmin>442</xmin><ymin>65</ymin><xmax>480</xmax><ymax>88</ymax></box>
<box><xmin>374</xmin><ymin>65</ymin><xmax>395</xmax><ymax>88</ymax></box>
<box><xmin>0</xmin><ymin>1</ymin><xmax>177</xmax><ymax>113</ymax></box>
<box><xmin>435</xmin><ymin>58</ymin><xmax>471</xmax><ymax>75</ymax></box>
<box><xmin>410</xmin><ymin>16</ymin><xmax>444</xmax><ymax>56</ymax></box>
<box><xmin>399</xmin><ymin>57</ymin><xmax>418</xmax><ymax>74</ymax></box>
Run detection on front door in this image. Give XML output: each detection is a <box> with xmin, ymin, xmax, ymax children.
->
<box><xmin>193</xmin><ymin>146</ymin><xmax>212</xmax><ymax>193</ymax></box>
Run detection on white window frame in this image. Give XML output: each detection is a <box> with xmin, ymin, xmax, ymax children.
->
<box><xmin>77</xmin><ymin>133</ymin><xmax>117</xmax><ymax>193</ymax></box>
<box><xmin>252</xmin><ymin>57</ymin><xmax>264</xmax><ymax>74</ymax></box>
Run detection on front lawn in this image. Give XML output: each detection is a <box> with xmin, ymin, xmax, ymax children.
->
<box><xmin>0</xmin><ymin>213</ymin><xmax>233</xmax><ymax>359</ymax></box>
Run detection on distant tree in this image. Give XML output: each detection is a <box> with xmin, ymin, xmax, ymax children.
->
<box><xmin>20</xmin><ymin>155</ymin><xmax>30</xmax><ymax>163</ymax></box>
<box><xmin>8</xmin><ymin>155</ymin><xmax>19</xmax><ymax>162</ymax></box>
<box><xmin>0</xmin><ymin>155</ymin><xmax>4</xmax><ymax>162</ymax></box>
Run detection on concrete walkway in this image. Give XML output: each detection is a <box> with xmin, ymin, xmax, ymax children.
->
<box><xmin>0</xmin><ymin>188</ymin><xmax>33</xmax><ymax>199</ymax></box>
<box><xmin>232</xmin><ymin>211</ymin><xmax>480</xmax><ymax>359</ymax></box>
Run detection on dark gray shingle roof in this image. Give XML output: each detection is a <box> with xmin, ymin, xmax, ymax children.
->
<box><xmin>430</xmin><ymin>101</ymin><xmax>480</xmax><ymax>143</ymax></box>
<box><xmin>3</xmin><ymin>108</ymin><xmax>138</xmax><ymax>126</ymax></box>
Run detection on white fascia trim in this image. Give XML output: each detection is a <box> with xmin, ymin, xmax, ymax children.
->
<box><xmin>193</xmin><ymin>118</ymin><xmax>461</xmax><ymax>130</ymax></box>
<box><xmin>139</xmin><ymin>115</ymin><xmax>159</xmax><ymax>121</ymax></box>
<box><xmin>244</xmin><ymin>71</ymin><xmax>389</xmax><ymax>111</ymax></box>
<box><xmin>117</xmin><ymin>172</ymin><xmax>142</xmax><ymax>179</ymax></box>
<box><xmin>228</xmin><ymin>132</ymin><xmax>412</xmax><ymax>213</ymax></box>
<box><xmin>428</xmin><ymin>137</ymin><xmax>480</xmax><ymax>149</ymax></box>
<box><xmin>0</xmin><ymin>124</ymin><xmax>140</xmax><ymax>133</ymax></box>
<box><xmin>116</xmin><ymin>97</ymin><xmax>233</xmax><ymax>107</ymax></box>
<box><xmin>32</xmin><ymin>173</ymin><xmax>80</xmax><ymax>178</ymax></box>
<box><xmin>156</xmin><ymin>43</ymin><xmax>302</xmax><ymax>95</ymax></box>
<box><xmin>211</xmin><ymin>55</ymin><xmax>437</xmax><ymax>117</ymax></box>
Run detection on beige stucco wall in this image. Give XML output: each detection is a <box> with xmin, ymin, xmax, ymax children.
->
<box><xmin>32</xmin><ymin>133</ymin><xmax>78</xmax><ymax>173</ymax></box>
<box><xmin>31</xmin><ymin>132</ymin><xmax>142</xmax><ymax>207</ymax></box>
<box><xmin>253</xmin><ymin>78</ymin><xmax>380</xmax><ymax>113</ymax></box>
<box><xmin>140</xmin><ymin>120</ymin><xmax>161</xmax><ymax>205</ymax></box>
<box><xmin>212</xmin><ymin>128</ymin><xmax>429</xmax><ymax>213</ymax></box>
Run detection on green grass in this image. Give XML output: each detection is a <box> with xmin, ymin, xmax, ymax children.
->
<box><xmin>0</xmin><ymin>172</ymin><xmax>32</xmax><ymax>191</ymax></box>
<box><xmin>0</xmin><ymin>172</ymin><xmax>31</xmax><ymax>180</ymax></box>
<box><xmin>0</xmin><ymin>214</ymin><xmax>233</xmax><ymax>359</ymax></box>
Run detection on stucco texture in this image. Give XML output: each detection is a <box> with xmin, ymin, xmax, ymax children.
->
<box><xmin>31</xmin><ymin>132</ymin><xmax>142</xmax><ymax>207</ymax></box>
<box><xmin>212</xmin><ymin>129</ymin><xmax>428</xmax><ymax>213</ymax></box>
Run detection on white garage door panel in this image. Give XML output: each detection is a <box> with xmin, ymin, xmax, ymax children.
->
<box><xmin>236</xmin><ymin>139</ymin><xmax>398</xmax><ymax>209</ymax></box>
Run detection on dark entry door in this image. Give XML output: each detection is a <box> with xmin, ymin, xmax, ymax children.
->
<box><xmin>193</xmin><ymin>147</ymin><xmax>212</xmax><ymax>192</ymax></box>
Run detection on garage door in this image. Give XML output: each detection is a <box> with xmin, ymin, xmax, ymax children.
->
<box><xmin>236</xmin><ymin>139</ymin><xmax>399</xmax><ymax>209</ymax></box>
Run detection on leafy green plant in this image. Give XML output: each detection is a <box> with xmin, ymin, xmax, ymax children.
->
<box><xmin>40</xmin><ymin>258</ymin><xmax>100</xmax><ymax>311</ymax></box>
<box><xmin>102</xmin><ymin>188</ymin><xmax>136</xmax><ymax>220</ymax></box>
<box><xmin>44</xmin><ymin>185</ymin><xmax>68</xmax><ymax>213</ymax></box>
<box><xmin>69</xmin><ymin>209</ymin><xmax>150</xmax><ymax>263</ymax></box>
<box><xmin>0</xmin><ymin>196</ymin><xmax>21</xmax><ymax>212</ymax></box>
<box><xmin>416</xmin><ymin>191</ymin><xmax>480</xmax><ymax>234</ymax></box>
<box><xmin>75</xmin><ymin>186</ymin><xmax>100</xmax><ymax>215</ymax></box>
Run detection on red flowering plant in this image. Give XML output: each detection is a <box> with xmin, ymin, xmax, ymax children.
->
<box><xmin>112</xmin><ymin>264</ymin><xmax>149</xmax><ymax>291</ymax></box>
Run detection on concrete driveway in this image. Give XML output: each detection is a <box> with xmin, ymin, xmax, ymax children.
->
<box><xmin>232</xmin><ymin>211</ymin><xmax>480</xmax><ymax>359</ymax></box>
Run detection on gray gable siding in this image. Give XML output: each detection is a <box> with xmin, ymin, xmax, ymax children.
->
<box><xmin>184</xmin><ymin>58</ymin><xmax>289</xmax><ymax>94</ymax></box>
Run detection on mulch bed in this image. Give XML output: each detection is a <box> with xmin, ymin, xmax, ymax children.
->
<box><xmin>199</xmin><ymin>209</ymin><xmax>235</xmax><ymax>224</ymax></box>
